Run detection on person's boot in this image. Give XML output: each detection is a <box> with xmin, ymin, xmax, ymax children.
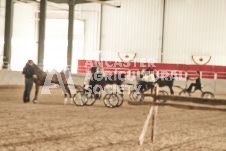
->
<box><xmin>24</xmin><ymin>97</ymin><xmax>29</xmax><ymax>103</ymax></box>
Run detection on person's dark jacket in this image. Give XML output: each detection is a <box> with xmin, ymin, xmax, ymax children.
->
<box><xmin>22</xmin><ymin>64</ymin><xmax>35</xmax><ymax>79</ymax></box>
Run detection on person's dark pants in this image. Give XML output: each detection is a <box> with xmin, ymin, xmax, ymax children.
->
<box><xmin>187</xmin><ymin>83</ymin><xmax>197</xmax><ymax>93</ymax></box>
<box><xmin>23</xmin><ymin>78</ymin><xmax>33</xmax><ymax>103</ymax></box>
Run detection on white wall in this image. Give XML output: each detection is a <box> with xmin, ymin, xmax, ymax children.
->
<box><xmin>2</xmin><ymin>0</ymin><xmax>226</xmax><ymax>71</ymax></box>
<box><xmin>0</xmin><ymin>70</ymin><xmax>24</xmax><ymax>85</ymax></box>
<box><xmin>100</xmin><ymin>0</ymin><xmax>163</xmax><ymax>62</ymax></box>
<box><xmin>75</xmin><ymin>3</ymin><xmax>101</xmax><ymax>61</ymax></box>
<box><xmin>79</xmin><ymin>0</ymin><xmax>226</xmax><ymax>66</ymax></box>
<box><xmin>163</xmin><ymin>0</ymin><xmax>226</xmax><ymax>65</ymax></box>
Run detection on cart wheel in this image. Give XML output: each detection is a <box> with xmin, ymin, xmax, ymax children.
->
<box><xmin>83</xmin><ymin>93</ymin><xmax>96</xmax><ymax>106</ymax></box>
<box><xmin>73</xmin><ymin>91</ymin><xmax>85</xmax><ymax>106</ymax></box>
<box><xmin>103</xmin><ymin>94</ymin><xmax>112</xmax><ymax>108</ymax></box>
<box><xmin>129</xmin><ymin>90</ymin><xmax>135</xmax><ymax>101</ymax></box>
<box><xmin>132</xmin><ymin>91</ymin><xmax>143</xmax><ymax>101</ymax></box>
<box><xmin>103</xmin><ymin>94</ymin><xmax>118</xmax><ymax>108</ymax></box>
<box><xmin>202</xmin><ymin>92</ymin><xmax>214</xmax><ymax>99</ymax></box>
<box><xmin>116</xmin><ymin>94</ymin><xmax>123</xmax><ymax>107</ymax></box>
<box><xmin>158</xmin><ymin>90</ymin><xmax>168</xmax><ymax>103</ymax></box>
<box><xmin>179</xmin><ymin>90</ymin><xmax>191</xmax><ymax>97</ymax></box>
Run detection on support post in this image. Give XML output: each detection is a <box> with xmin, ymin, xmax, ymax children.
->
<box><xmin>160</xmin><ymin>0</ymin><xmax>166</xmax><ymax>63</ymax></box>
<box><xmin>3</xmin><ymin>0</ymin><xmax>14</xmax><ymax>69</ymax></box>
<box><xmin>37</xmin><ymin>0</ymin><xmax>47</xmax><ymax>69</ymax></box>
<box><xmin>98</xmin><ymin>4</ymin><xmax>103</xmax><ymax>61</ymax></box>
<box><xmin>67</xmin><ymin>0</ymin><xmax>76</xmax><ymax>71</ymax></box>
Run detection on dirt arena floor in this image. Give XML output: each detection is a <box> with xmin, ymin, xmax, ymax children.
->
<box><xmin>0</xmin><ymin>86</ymin><xmax>226</xmax><ymax>151</ymax></box>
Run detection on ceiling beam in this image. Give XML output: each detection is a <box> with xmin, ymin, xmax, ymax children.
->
<box><xmin>86</xmin><ymin>0</ymin><xmax>121</xmax><ymax>8</ymax></box>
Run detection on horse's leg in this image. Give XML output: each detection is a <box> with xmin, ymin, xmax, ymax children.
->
<box><xmin>33</xmin><ymin>83</ymin><xmax>39</xmax><ymax>103</ymax></box>
<box><xmin>65</xmin><ymin>84</ymin><xmax>73</xmax><ymax>104</ymax></box>
<box><xmin>169</xmin><ymin>85</ymin><xmax>174</xmax><ymax>95</ymax></box>
<box><xmin>60</xmin><ymin>84</ymin><xmax>68</xmax><ymax>105</ymax></box>
<box><xmin>64</xmin><ymin>94</ymin><xmax>68</xmax><ymax>105</ymax></box>
<box><xmin>117</xmin><ymin>84</ymin><xmax>124</xmax><ymax>99</ymax></box>
<box><xmin>151</xmin><ymin>87</ymin><xmax>153</xmax><ymax>94</ymax></box>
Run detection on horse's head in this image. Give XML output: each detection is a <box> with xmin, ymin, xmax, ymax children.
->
<box><xmin>32</xmin><ymin>63</ymin><xmax>47</xmax><ymax>82</ymax></box>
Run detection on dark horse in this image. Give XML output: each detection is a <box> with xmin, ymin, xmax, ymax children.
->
<box><xmin>137</xmin><ymin>70</ymin><xmax>175</xmax><ymax>95</ymax></box>
<box><xmin>88</xmin><ymin>66</ymin><xmax>125</xmax><ymax>99</ymax></box>
<box><xmin>155</xmin><ymin>75</ymin><xmax>175</xmax><ymax>94</ymax></box>
<box><xmin>31</xmin><ymin>63</ymin><xmax>73</xmax><ymax>104</ymax></box>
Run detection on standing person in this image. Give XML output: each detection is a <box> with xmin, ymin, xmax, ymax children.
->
<box><xmin>187</xmin><ymin>71</ymin><xmax>201</xmax><ymax>92</ymax></box>
<box><xmin>22</xmin><ymin>60</ymin><xmax>37</xmax><ymax>103</ymax></box>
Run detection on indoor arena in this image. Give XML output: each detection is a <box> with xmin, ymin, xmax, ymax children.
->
<box><xmin>0</xmin><ymin>0</ymin><xmax>226</xmax><ymax>150</ymax></box>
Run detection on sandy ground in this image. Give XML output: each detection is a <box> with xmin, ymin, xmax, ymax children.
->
<box><xmin>0</xmin><ymin>86</ymin><xmax>226</xmax><ymax>151</ymax></box>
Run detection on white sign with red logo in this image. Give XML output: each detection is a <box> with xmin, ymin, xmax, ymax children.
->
<box><xmin>118</xmin><ymin>52</ymin><xmax>136</xmax><ymax>62</ymax></box>
<box><xmin>192</xmin><ymin>55</ymin><xmax>211</xmax><ymax>65</ymax></box>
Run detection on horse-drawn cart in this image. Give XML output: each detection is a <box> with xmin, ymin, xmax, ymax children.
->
<box><xmin>73</xmin><ymin>90</ymin><xmax>123</xmax><ymax>108</ymax></box>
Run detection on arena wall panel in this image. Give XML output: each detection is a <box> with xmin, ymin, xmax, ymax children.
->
<box><xmin>100</xmin><ymin>0</ymin><xmax>163</xmax><ymax>62</ymax></box>
<box><xmin>0</xmin><ymin>70</ymin><xmax>24</xmax><ymax>85</ymax></box>
<box><xmin>94</xmin><ymin>0</ymin><xmax>226</xmax><ymax>66</ymax></box>
<box><xmin>74</xmin><ymin>3</ymin><xmax>101</xmax><ymax>61</ymax></box>
<box><xmin>163</xmin><ymin>0</ymin><xmax>226</xmax><ymax>65</ymax></box>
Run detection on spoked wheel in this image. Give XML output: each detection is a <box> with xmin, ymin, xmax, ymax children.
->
<box><xmin>179</xmin><ymin>90</ymin><xmax>191</xmax><ymax>97</ymax></box>
<box><xmin>73</xmin><ymin>91</ymin><xmax>85</xmax><ymax>106</ymax></box>
<box><xmin>202</xmin><ymin>92</ymin><xmax>214</xmax><ymax>99</ymax></box>
<box><xmin>116</xmin><ymin>94</ymin><xmax>123</xmax><ymax>107</ymax></box>
<box><xmin>158</xmin><ymin>90</ymin><xmax>168</xmax><ymax>103</ymax></box>
<box><xmin>103</xmin><ymin>94</ymin><xmax>119</xmax><ymax>108</ymax></box>
<box><xmin>129</xmin><ymin>90</ymin><xmax>135</xmax><ymax>101</ymax></box>
<box><xmin>131</xmin><ymin>90</ymin><xmax>143</xmax><ymax>101</ymax></box>
<box><xmin>83</xmin><ymin>93</ymin><xmax>96</xmax><ymax>106</ymax></box>
<box><xmin>93</xmin><ymin>86</ymin><xmax>102</xmax><ymax>100</ymax></box>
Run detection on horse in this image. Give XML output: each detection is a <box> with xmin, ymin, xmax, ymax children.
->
<box><xmin>31</xmin><ymin>63</ymin><xmax>74</xmax><ymax>104</ymax></box>
<box><xmin>137</xmin><ymin>74</ymin><xmax>175</xmax><ymax>95</ymax></box>
<box><xmin>155</xmin><ymin>75</ymin><xmax>175</xmax><ymax>94</ymax></box>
